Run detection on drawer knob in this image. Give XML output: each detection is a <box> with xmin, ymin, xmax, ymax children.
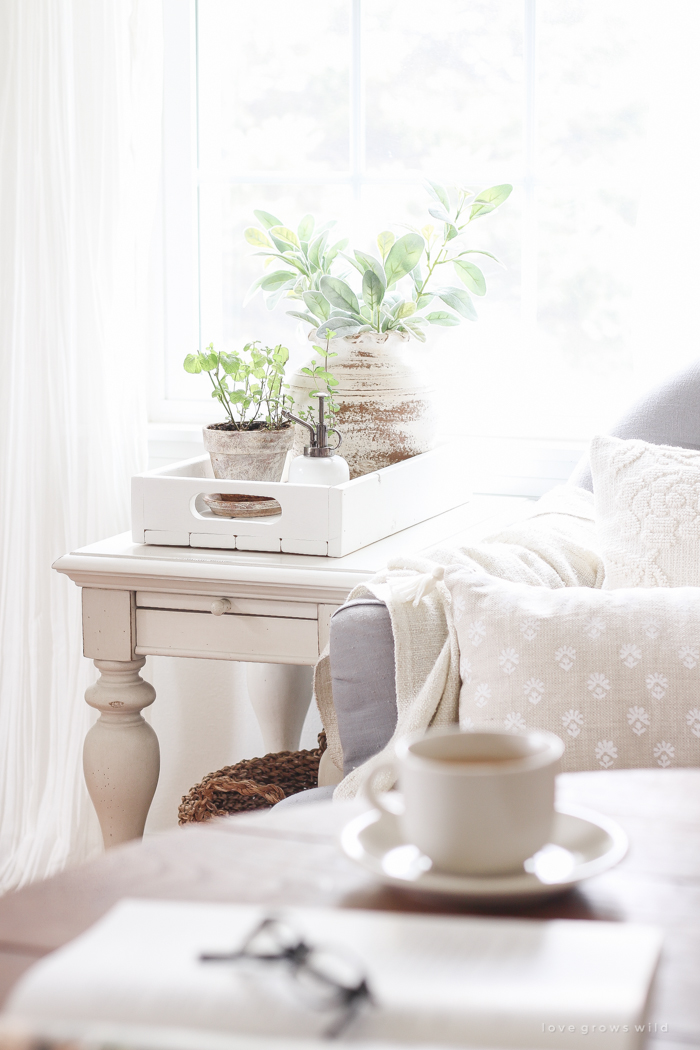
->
<box><xmin>211</xmin><ymin>598</ymin><xmax>232</xmax><ymax>616</ymax></box>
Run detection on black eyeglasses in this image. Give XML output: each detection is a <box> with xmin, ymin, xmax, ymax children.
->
<box><xmin>200</xmin><ymin>916</ymin><xmax>374</xmax><ymax>1039</ymax></box>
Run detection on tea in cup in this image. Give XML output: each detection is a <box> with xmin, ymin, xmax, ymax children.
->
<box><xmin>364</xmin><ymin>727</ymin><xmax>564</xmax><ymax>876</ymax></box>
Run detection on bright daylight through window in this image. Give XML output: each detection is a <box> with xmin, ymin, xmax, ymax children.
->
<box><xmin>160</xmin><ymin>0</ymin><xmax>698</xmax><ymax>446</ymax></box>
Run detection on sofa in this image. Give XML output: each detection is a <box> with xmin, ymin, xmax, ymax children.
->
<box><xmin>276</xmin><ymin>359</ymin><xmax>700</xmax><ymax>807</ymax></box>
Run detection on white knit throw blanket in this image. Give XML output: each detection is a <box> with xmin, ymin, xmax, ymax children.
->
<box><xmin>314</xmin><ymin>485</ymin><xmax>602</xmax><ymax>800</ymax></box>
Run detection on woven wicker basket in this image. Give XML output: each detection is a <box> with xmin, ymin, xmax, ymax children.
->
<box><xmin>178</xmin><ymin>732</ymin><xmax>327</xmax><ymax>824</ymax></box>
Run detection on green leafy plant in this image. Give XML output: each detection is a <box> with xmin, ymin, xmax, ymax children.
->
<box><xmin>316</xmin><ymin>182</ymin><xmax>512</xmax><ymax>341</ymax></box>
<box><xmin>183</xmin><ymin>341</ymin><xmax>293</xmax><ymax>430</ymax></box>
<box><xmin>243</xmin><ymin>209</ymin><xmax>348</xmax><ymax>313</ymax></box>
<box><xmin>243</xmin><ymin>184</ymin><xmax>512</xmax><ymax>343</ymax></box>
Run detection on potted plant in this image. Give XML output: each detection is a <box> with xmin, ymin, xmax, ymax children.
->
<box><xmin>244</xmin><ymin>183</ymin><xmax>512</xmax><ymax>477</ymax></box>
<box><xmin>183</xmin><ymin>341</ymin><xmax>295</xmax><ymax>481</ymax></box>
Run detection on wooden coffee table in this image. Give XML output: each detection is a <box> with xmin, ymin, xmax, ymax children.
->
<box><xmin>0</xmin><ymin>769</ymin><xmax>698</xmax><ymax>1049</ymax></box>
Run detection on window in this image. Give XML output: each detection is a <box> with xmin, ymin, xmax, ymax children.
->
<box><xmin>154</xmin><ymin>1</ymin><xmax>700</xmax><ymax>457</ymax></box>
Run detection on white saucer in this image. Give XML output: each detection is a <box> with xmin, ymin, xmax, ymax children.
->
<box><xmin>340</xmin><ymin>803</ymin><xmax>628</xmax><ymax>901</ymax></box>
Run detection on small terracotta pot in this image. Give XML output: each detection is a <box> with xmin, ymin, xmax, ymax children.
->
<box><xmin>202</xmin><ymin>425</ymin><xmax>295</xmax><ymax>481</ymax></box>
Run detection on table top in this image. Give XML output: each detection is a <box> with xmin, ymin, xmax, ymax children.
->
<box><xmin>0</xmin><ymin>769</ymin><xmax>698</xmax><ymax>1049</ymax></box>
<box><xmin>52</xmin><ymin>495</ymin><xmax>528</xmax><ymax>603</ymax></box>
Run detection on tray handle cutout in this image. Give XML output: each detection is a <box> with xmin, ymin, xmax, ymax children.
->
<box><xmin>190</xmin><ymin>491</ymin><xmax>283</xmax><ymax>523</ymax></box>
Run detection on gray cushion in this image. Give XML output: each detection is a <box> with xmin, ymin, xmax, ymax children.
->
<box><xmin>329</xmin><ymin>598</ymin><xmax>397</xmax><ymax>776</ymax></box>
<box><xmin>569</xmin><ymin>358</ymin><xmax>700</xmax><ymax>490</ymax></box>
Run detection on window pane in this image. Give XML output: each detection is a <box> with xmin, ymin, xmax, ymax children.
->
<box><xmin>530</xmin><ymin>0</ymin><xmax>649</xmax><ymax>436</ymax></box>
<box><xmin>197</xmin><ymin>0</ymin><xmax>351</xmax><ymax>174</ymax></box>
<box><xmin>364</xmin><ymin>0</ymin><xmax>523</xmax><ymax>177</ymax></box>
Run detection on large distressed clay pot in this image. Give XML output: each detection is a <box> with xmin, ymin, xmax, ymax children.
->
<box><xmin>288</xmin><ymin>331</ymin><xmax>436</xmax><ymax>478</ymax></box>
<box><xmin>202</xmin><ymin>424</ymin><xmax>295</xmax><ymax>481</ymax></box>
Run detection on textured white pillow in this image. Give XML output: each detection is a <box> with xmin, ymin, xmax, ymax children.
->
<box><xmin>444</xmin><ymin>564</ymin><xmax>700</xmax><ymax>772</ymax></box>
<box><xmin>590</xmin><ymin>433</ymin><xmax>700</xmax><ymax>588</ymax></box>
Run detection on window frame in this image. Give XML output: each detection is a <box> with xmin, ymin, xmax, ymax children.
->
<box><xmin>148</xmin><ymin>0</ymin><xmax>585</xmax><ymax>493</ymax></box>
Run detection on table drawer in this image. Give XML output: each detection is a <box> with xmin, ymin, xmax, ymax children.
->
<box><xmin>135</xmin><ymin>609</ymin><xmax>319</xmax><ymax>664</ymax></box>
<box><xmin>135</xmin><ymin>591</ymin><xmax>317</xmax><ymax>619</ymax></box>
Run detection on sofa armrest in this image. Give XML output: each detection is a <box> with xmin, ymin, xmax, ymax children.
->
<box><xmin>329</xmin><ymin>598</ymin><xmax>397</xmax><ymax>776</ymax></box>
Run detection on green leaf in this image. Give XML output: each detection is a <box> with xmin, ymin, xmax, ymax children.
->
<box><xmin>244</xmin><ymin>227</ymin><xmax>272</xmax><ymax>248</ymax></box>
<box><xmin>438</xmin><ymin>286</ymin><xmax>477</xmax><ymax>321</ymax></box>
<box><xmin>261</xmin><ymin>270</ymin><xmax>297</xmax><ymax>291</ymax></box>
<box><xmin>315</xmin><ymin>219</ymin><xmax>337</xmax><ymax>235</ymax></box>
<box><xmin>325</xmin><ymin>237</ymin><xmax>349</xmax><ymax>266</ymax></box>
<box><xmin>339</xmin><ymin>251</ymin><xmax>364</xmax><ymax>275</ymax></box>
<box><xmin>316</xmin><ymin>315</ymin><xmax>363</xmax><ymax>338</ymax></box>
<box><xmin>254</xmin><ymin>209</ymin><xmax>283</xmax><ymax>230</ymax></box>
<box><xmin>265</xmin><ymin>281</ymin><xmax>295</xmax><ymax>310</ymax></box>
<box><xmin>428</xmin><ymin>204</ymin><xmax>450</xmax><ymax>224</ymax></box>
<box><xmin>362</xmin><ymin>269</ymin><xmax>385</xmax><ymax>312</ymax></box>
<box><xmin>459</xmin><ymin>248</ymin><xmax>502</xmax><ymax>265</ymax></box>
<box><xmin>377</xmin><ymin>231</ymin><xmax>395</xmax><ymax>261</ymax></box>
<box><xmin>252</xmin><ymin>208</ymin><xmax>283</xmax><ymax>229</ymax></box>
<box><xmin>402</xmin><ymin>320</ymin><xmax>427</xmax><ymax>342</ymax></box>
<box><xmin>249</xmin><ymin>250</ymin><xmax>307</xmax><ymax>276</ymax></box>
<box><xmin>286</xmin><ymin>310</ymin><xmax>319</xmax><ymax>325</ymax></box>
<box><xmin>320</xmin><ymin>276</ymin><xmax>360</xmax><ymax>316</ymax></box>
<box><xmin>303</xmin><ymin>291</ymin><xmax>331</xmax><ymax>321</ymax></box>
<box><xmin>219</xmin><ymin>353</ymin><xmax>243</xmax><ymax>376</ymax></box>
<box><xmin>416</xmin><ymin>293</ymin><xmax>434</xmax><ymax>310</ymax></box>
<box><xmin>425</xmin><ymin>180</ymin><xmax>450</xmax><ymax>212</ymax></box>
<box><xmin>183</xmin><ymin>353</ymin><xmax>202</xmax><ymax>374</ymax></box>
<box><xmin>354</xmin><ymin>250</ymin><xmax>386</xmax><ymax>284</ymax></box>
<box><xmin>280</xmin><ymin>253</ymin><xmax>309</xmax><ymax>276</ymax></box>
<box><xmin>269</xmin><ymin>225</ymin><xmax>300</xmax><ymax>249</ymax></box>
<box><xmin>242</xmin><ymin>273</ymin><xmax>271</xmax><ymax>307</ymax></box>
<box><xmin>453</xmin><ymin>259</ymin><xmax>486</xmax><ymax>296</ymax></box>
<box><xmin>425</xmin><ymin>310</ymin><xmax>460</xmax><ymax>326</ymax></box>
<box><xmin>469</xmin><ymin>183</ymin><xmax>513</xmax><ymax>221</ymax></box>
<box><xmin>384</xmin><ymin>233</ymin><xmax>425</xmax><ymax>288</ymax></box>
<box><xmin>445</xmin><ymin>223</ymin><xmax>459</xmax><ymax>241</ymax></box>
<box><xmin>308</xmin><ymin>231</ymin><xmax>329</xmax><ymax>269</ymax></box>
<box><xmin>395</xmin><ymin>300</ymin><xmax>416</xmax><ymax>318</ymax></box>
<box><xmin>297</xmin><ymin>214</ymin><xmax>315</xmax><ymax>241</ymax></box>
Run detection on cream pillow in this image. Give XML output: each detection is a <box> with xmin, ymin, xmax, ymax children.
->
<box><xmin>590</xmin><ymin>434</ymin><xmax>700</xmax><ymax>588</ymax></box>
<box><xmin>444</xmin><ymin>564</ymin><xmax>700</xmax><ymax>772</ymax></box>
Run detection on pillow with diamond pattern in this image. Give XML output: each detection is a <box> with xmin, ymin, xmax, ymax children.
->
<box><xmin>444</xmin><ymin>564</ymin><xmax>700</xmax><ymax>772</ymax></box>
<box><xmin>590</xmin><ymin>433</ymin><xmax>700</xmax><ymax>589</ymax></box>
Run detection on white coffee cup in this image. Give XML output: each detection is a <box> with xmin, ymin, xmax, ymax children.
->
<box><xmin>365</xmin><ymin>727</ymin><xmax>564</xmax><ymax>876</ymax></box>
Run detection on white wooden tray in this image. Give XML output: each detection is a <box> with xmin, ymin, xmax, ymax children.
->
<box><xmin>131</xmin><ymin>447</ymin><xmax>471</xmax><ymax>558</ymax></box>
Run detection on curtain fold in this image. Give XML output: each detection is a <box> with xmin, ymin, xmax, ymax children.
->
<box><xmin>0</xmin><ymin>1</ymin><xmax>163</xmax><ymax>892</ymax></box>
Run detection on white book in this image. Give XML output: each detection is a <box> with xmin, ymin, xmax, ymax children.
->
<box><xmin>3</xmin><ymin>899</ymin><xmax>662</xmax><ymax>1050</ymax></box>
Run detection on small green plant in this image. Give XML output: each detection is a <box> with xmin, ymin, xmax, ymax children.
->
<box><xmin>183</xmin><ymin>341</ymin><xmax>292</xmax><ymax>430</ymax></box>
<box><xmin>243</xmin><ymin>210</ymin><xmax>348</xmax><ymax>311</ymax></box>
<box><xmin>297</xmin><ymin>332</ymin><xmax>340</xmax><ymax>425</ymax></box>
<box><xmin>243</xmin><ymin>184</ymin><xmax>512</xmax><ymax>342</ymax></box>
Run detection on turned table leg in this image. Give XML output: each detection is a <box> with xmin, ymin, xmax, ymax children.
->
<box><xmin>84</xmin><ymin>658</ymin><xmax>159</xmax><ymax>848</ymax></box>
<box><xmin>246</xmin><ymin>663</ymin><xmax>313</xmax><ymax>753</ymax></box>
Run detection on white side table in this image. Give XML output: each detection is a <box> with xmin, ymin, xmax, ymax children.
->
<box><xmin>54</xmin><ymin>495</ymin><xmax>527</xmax><ymax>848</ymax></box>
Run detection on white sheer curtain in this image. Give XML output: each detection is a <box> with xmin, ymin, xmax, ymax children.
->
<box><xmin>0</xmin><ymin>1</ymin><xmax>163</xmax><ymax>891</ymax></box>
